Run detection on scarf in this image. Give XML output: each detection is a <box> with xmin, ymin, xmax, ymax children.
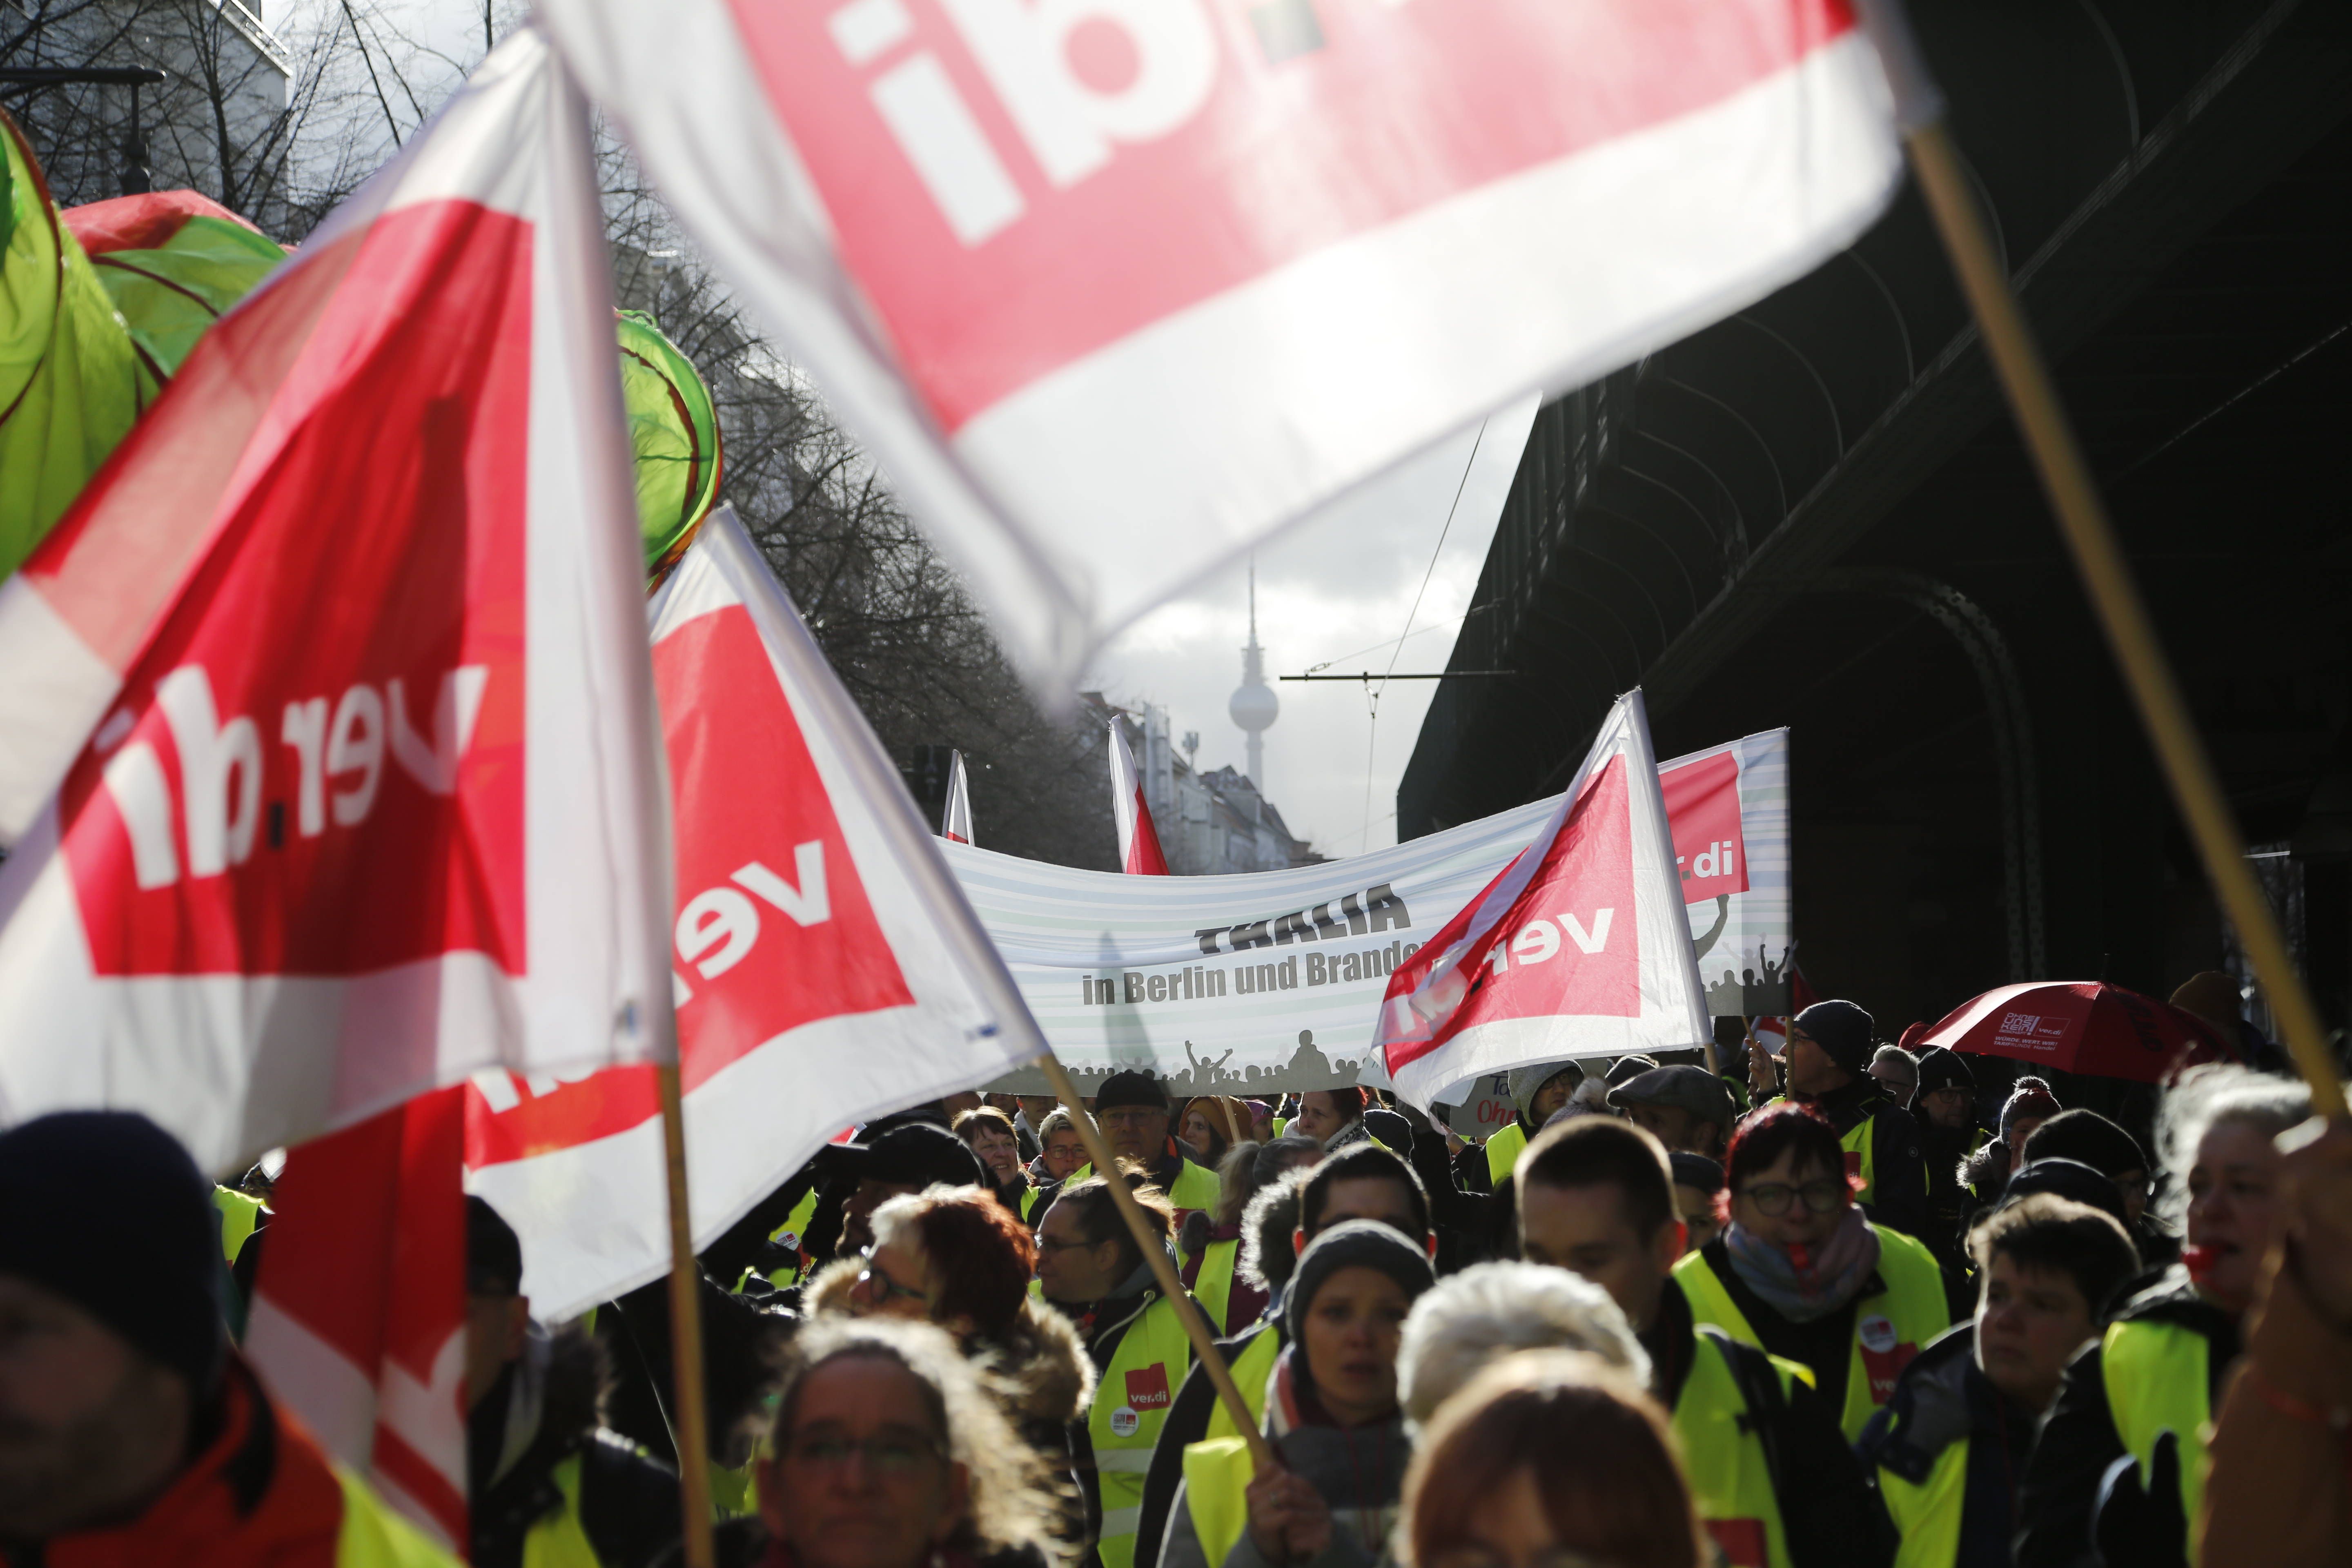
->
<box><xmin>1723</xmin><ymin>1208</ymin><xmax>1880</xmax><ymax>1323</ymax></box>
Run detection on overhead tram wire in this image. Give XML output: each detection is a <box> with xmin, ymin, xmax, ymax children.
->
<box><xmin>1357</xmin><ymin>416</ymin><xmax>1490</xmax><ymax>854</ymax></box>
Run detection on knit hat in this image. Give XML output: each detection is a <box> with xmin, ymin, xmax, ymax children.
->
<box><xmin>0</xmin><ymin>1111</ymin><xmax>225</xmax><ymax>1392</ymax></box>
<box><xmin>1669</xmin><ymin>1152</ymin><xmax>1726</xmax><ymax>1194</ymax></box>
<box><xmin>1914</xmin><ymin>1046</ymin><xmax>1976</xmax><ymax>1095</ymax></box>
<box><xmin>1093</xmin><ymin>1070</ymin><xmax>1172</xmax><ymax>1113</ymax></box>
<box><xmin>2021</xmin><ymin>1109</ymin><xmax>2148</xmax><ymax>1180</ymax></box>
<box><xmin>1998</xmin><ymin>1077</ymin><xmax>2062</xmax><ymax>1140</ymax></box>
<box><xmin>2000</xmin><ymin>1157</ymin><xmax>2129</xmax><ymax>1230</ymax></box>
<box><xmin>1506</xmin><ymin>1062</ymin><xmax>1583</xmax><ymax>1122</ymax></box>
<box><xmin>1283</xmin><ymin>1218</ymin><xmax>1436</xmax><ymax>1346</ymax></box>
<box><xmin>1792</xmin><ymin>1000</ymin><xmax>1875</xmax><ymax>1075</ymax></box>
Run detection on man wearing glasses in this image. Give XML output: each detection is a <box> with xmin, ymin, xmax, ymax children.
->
<box><xmin>1516</xmin><ymin>1115</ymin><xmax>1893</xmax><ymax>1568</ymax></box>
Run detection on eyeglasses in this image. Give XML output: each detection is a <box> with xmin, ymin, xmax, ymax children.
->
<box><xmin>1737</xmin><ymin>1179</ymin><xmax>1850</xmax><ymax>1216</ymax></box>
<box><xmin>856</xmin><ymin>1247</ymin><xmax>927</xmax><ymax>1304</ymax></box>
<box><xmin>782</xmin><ymin>1429</ymin><xmax>944</xmax><ymax>1476</ymax></box>
<box><xmin>1034</xmin><ymin>1234</ymin><xmax>1103</xmax><ymax>1255</ymax></box>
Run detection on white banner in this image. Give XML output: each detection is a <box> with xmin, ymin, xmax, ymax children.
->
<box><xmin>956</xmin><ymin>729</ymin><xmax>1788</xmax><ymax>1097</ymax></box>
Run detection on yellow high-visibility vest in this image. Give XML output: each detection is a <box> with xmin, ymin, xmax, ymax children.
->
<box><xmin>1486</xmin><ymin>1122</ymin><xmax>1529</xmax><ymax>1185</ymax></box>
<box><xmin>2103</xmin><ymin>1318</ymin><xmax>2213</xmax><ymax>1568</ymax></box>
<box><xmin>215</xmin><ymin>1185</ymin><xmax>267</xmax><ymax>1264</ymax></box>
<box><xmin>1671</xmin><ymin>1328</ymin><xmax>1813</xmax><ymax>1568</ymax></box>
<box><xmin>519</xmin><ymin>1454</ymin><xmax>600</xmax><ymax>1568</ymax></box>
<box><xmin>1086</xmin><ymin>1295</ymin><xmax>1195</xmax><ymax>1568</ymax></box>
<box><xmin>1673</xmin><ymin>1228</ymin><xmax>1949</xmax><ymax>1441</ymax></box>
<box><xmin>331</xmin><ymin>1466</ymin><xmax>466</xmax><ymax>1567</ymax></box>
<box><xmin>1878</xmin><ymin>1435</ymin><xmax>1968</xmax><ymax>1568</ymax></box>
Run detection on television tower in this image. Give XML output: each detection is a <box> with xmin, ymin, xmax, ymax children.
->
<box><xmin>1227</xmin><ymin>559</ymin><xmax>1278</xmax><ymax>789</ymax></box>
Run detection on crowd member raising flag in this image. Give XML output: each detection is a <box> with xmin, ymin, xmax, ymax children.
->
<box><xmin>1108</xmin><ymin>718</ymin><xmax>1169</xmax><ymax>876</ymax></box>
<box><xmin>0</xmin><ymin>27</ymin><xmax>671</xmax><ymax>1174</ymax></box>
<box><xmin>940</xmin><ymin>747</ymin><xmax>975</xmax><ymax>844</ymax></box>
<box><xmin>466</xmin><ymin>507</ymin><xmax>1044</xmax><ymax>1319</ymax></box>
<box><xmin>1376</xmin><ymin>690</ymin><xmax>1710</xmax><ymax>1111</ymax></box>
<box><xmin>534</xmin><ymin>0</ymin><xmax>1907</xmax><ymax>690</ymax></box>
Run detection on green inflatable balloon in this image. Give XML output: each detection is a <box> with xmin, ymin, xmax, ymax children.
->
<box><xmin>617</xmin><ymin>309</ymin><xmax>722</xmax><ymax>583</ymax></box>
<box><xmin>0</xmin><ymin>114</ymin><xmax>146</xmax><ymax>579</ymax></box>
<box><xmin>4</xmin><ymin>128</ymin><xmax>722</xmax><ymax>590</ymax></box>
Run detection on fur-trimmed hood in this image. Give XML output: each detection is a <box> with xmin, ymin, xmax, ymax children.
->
<box><xmin>987</xmin><ymin>1297</ymin><xmax>1095</xmax><ymax>1426</ymax></box>
<box><xmin>801</xmin><ymin>1256</ymin><xmax>1094</xmax><ymax>1427</ymax></box>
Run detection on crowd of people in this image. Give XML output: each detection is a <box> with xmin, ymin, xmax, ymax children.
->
<box><xmin>2</xmin><ymin>994</ymin><xmax>2347</xmax><ymax>1568</ymax></box>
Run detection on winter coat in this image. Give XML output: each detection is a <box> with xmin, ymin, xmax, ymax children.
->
<box><xmin>470</xmin><ymin>1323</ymin><xmax>682</xmax><ymax>1568</ymax></box>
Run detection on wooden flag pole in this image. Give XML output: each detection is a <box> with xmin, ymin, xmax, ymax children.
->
<box><xmin>1035</xmin><ymin>1052</ymin><xmax>1280</xmax><ymax>1471</ymax></box>
<box><xmin>1904</xmin><ymin>120</ymin><xmax>2348</xmax><ymax>1118</ymax></box>
<box><xmin>657</xmin><ymin>1060</ymin><xmax>720</xmax><ymax>1568</ymax></box>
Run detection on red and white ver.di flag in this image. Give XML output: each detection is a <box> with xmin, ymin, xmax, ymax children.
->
<box><xmin>536</xmin><ymin>0</ymin><xmax>1904</xmax><ymax>688</ymax></box>
<box><xmin>1376</xmin><ymin>690</ymin><xmax>1709</xmax><ymax>1111</ymax></box>
<box><xmin>0</xmin><ymin>28</ymin><xmax>670</xmax><ymax>1171</ymax></box>
<box><xmin>1108</xmin><ymin>720</ymin><xmax>1169</xmax><ymax>876</ymax></box>
<box><xmin>466</xmin><ymin>507</ymin><xmax>1043</xmax><ymax>1316</ymax></box>
<box><xmin>940</xmin><ymin>748</ymin><xmax>974</xmax><ymax>844</ymax></box>
<box><xmin>247</xmin><ymin>1087</ymin><xmax>469</xmax><ymax>1550</ymax></box>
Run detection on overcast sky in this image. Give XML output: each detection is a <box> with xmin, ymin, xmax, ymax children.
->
<box><xmin>1082</xmin><ymin>402</ymin><xmax>1535</xmax><ymax>858</ymax></box>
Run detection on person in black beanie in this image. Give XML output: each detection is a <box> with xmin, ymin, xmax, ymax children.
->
<box><xmin>1780</xmin><ymin>1000</ymin><xmax>1931</xmax><ymax>1244</ymax></box>
<box><xmin>0</xmin><ymin>1110</ymin><xmax>455</xmax><ymax>1561</ymax></box>
<box><xmin>1157</xmin><ymin>1221</ymin><xmax>1435</xmax><ymax>1568</ymax></box>
<box><xmin>2022</xmin><ymin>1108</ymin><xmax>2176</xmax><ymax>1269</ymax></box>
<box><xmin>1913</xmin><ymin>1046</ymin><xmax>1989</xmax><ymax>1272</ymax></box>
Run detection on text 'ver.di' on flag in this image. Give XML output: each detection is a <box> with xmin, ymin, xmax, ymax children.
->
<box><xmin>1375</xmin><ymin>690</ymin><xmax>1709</xmax><ymax>1110</ymax></box>
<box><xmin>465</xmin><ymin>507</ymin><xmax>1043</xmax><ymax>1319</ymax></box>
<box><xmin>0</xmin><ymin>29</ymin><xmax>670</xmax><ymax>1172</ymax></box>
<box><xmin>536</xmin><ymin>0</ymin><xmax>1902</xmax><ymax>689</ymax></box>
<box><xmin>247</xmin><ymin>1087</ymin><xmax>469</xmax><ymax>1551</ymax></box>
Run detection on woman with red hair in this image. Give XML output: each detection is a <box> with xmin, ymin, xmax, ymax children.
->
<box><xmin>1671</xmin><ymin>1102</ymin><xmax>1950</xmax><ymax>1441</ymax></box>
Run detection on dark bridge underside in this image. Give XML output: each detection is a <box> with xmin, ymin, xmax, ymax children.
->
<box><xmin>1400</xmin><ymin>0</ymin><xmax>2352</xmax><ymax>1032</ymax></box>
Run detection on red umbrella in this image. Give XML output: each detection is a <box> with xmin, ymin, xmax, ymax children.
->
<box><xmin>1916</xmin><ymin>981</ymin><xmax>2238</xmax><ymax>1084</ymax></box>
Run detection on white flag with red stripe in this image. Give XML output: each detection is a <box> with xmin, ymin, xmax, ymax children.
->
<box><xmin>1375</xmin><ymin>690</ymin><xmax>1708</xmax><ymax>1109</ymax></box>
<box><xmin>0</xmin><ymin>29</ymin><xmax>670</xmax><ymax>1171</ymax></box>
<box><xmin>1108</xmin><ymin>721</ymin><xmax>1169</xmax><ymax>876</ymax></box>
<box><xmin>940</xmin><ymin>749</ymin><xmax>974</xmax><ymax>844</ymax></box>
<box><xmin>466</xmin><ymin>507</ymin><xmax>1042</xmax><ymax>1318</ymax></box>
<box><xmin>247</xmin><ymin>1087</ymin><xmax>470</xmax><ymax>1550</ymax></box>
<box><xmin>535</xmin><ymin>0</ymin><xmax>1902</xmax><ymax>688</ymax></box>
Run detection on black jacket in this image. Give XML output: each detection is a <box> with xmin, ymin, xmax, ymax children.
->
<box><xmin>470</xmin><ymin>1325</ymin><xmax>682</xmax><ymax>1568</ymax></box>
<box><xmin>1644</xmin><ymin>1278</ymin><xmax>1894</xmax><ymax>1568</ymax></box>
<box><xmin>1857</xmin><ymin>1325</ymin><xmax>2041</xmax><ymax>1568</ymax></box>
<box><xmin>2013</xmin><ymin>1278</ymin><xmax>2238</xmax><ymax>1568</ymax></box>
<box><xmin>1805</xmin><ymin>1077</ymin><xmax>1932</xmax><ymax>1245</ymax></box>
